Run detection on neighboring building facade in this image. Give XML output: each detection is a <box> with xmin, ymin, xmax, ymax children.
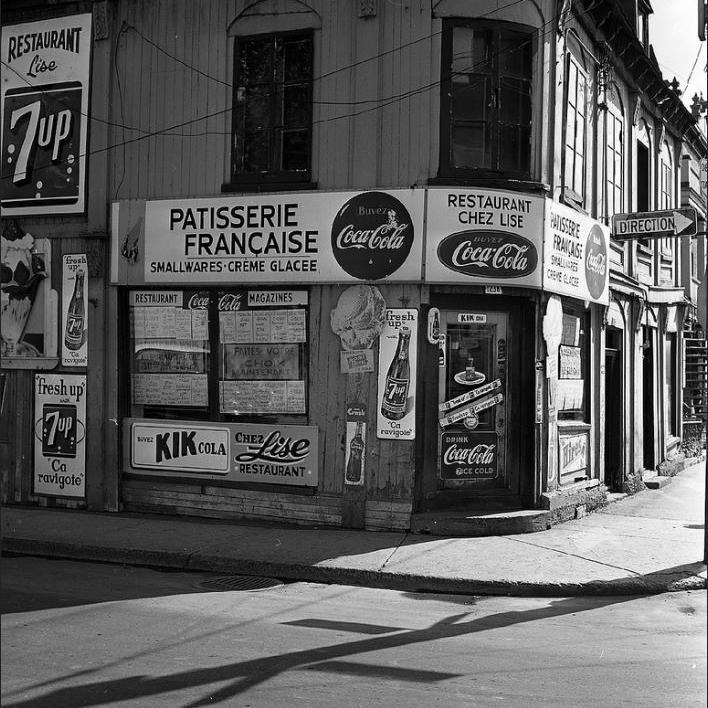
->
<box><xmin>1</xmin><ymin>0</ymin><xmax>705</xmax><ymax>532</ymax></box>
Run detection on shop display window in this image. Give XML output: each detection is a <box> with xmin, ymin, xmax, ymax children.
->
<box><xmin>557</xmin><ymin>306</ymin><xmax>589</xmax><ymax>421</ymax></box>
<box><xmin>128</xmin><ymin>289</ymin><xmax>308</xmax><ymax>419</ymax></box>
<box><xmin>218</xmin><ymin>289</ymin><xmax>307</xmax><ymax>415</ymax></box>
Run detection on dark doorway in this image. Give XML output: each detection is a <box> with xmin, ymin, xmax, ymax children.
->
<box><xmin>642</xmin><ymin>326</ymin><xmax>655</xmax><ymax>471</ymax></box>
<box><xmin>604</xmin><ymin>328</ymin><xmax>623</xmax><ymax>490</ymax></box>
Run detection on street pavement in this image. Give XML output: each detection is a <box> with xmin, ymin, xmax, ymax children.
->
<box><xmin>1</xmin><ymin>460</ymin><xmax>706</xmax><ymax>597</ymax></box>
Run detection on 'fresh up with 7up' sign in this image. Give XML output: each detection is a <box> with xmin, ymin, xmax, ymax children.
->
<box><xmin>1</xmin><ymin>14</ymin><xmax>92</xmax><ymax>215</ymax></box>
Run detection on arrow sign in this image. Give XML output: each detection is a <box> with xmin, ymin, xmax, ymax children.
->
<box><xmin>612</xmin><ymin>207</ymin><xmax>698</xmax><ymax>240</ymax></box>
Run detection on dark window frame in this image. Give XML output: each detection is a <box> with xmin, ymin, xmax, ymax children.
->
<box><xmin>229</xmin><ymin>30</ymin><xmax>313</xmax><ymax>187</ymax></box>
<box><xmin>557</xmin><ymin>303</ymin><xmax>590</xmax><ymax>424</ymax></box>
<box><xmin>438</xmin><ymin>18</ymin><xmax>535</xmax><ymax>181</ymax></box>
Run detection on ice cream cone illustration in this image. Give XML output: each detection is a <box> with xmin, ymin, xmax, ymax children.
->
<box><xmin>1</xmin><ymin>221</ymin><xmax>46</xmax><ymax>357</ymax></box>
<box><xmin>330</xmin><ymin>285</ymin><xmax>386</xmax><ymax>351</ymax></box>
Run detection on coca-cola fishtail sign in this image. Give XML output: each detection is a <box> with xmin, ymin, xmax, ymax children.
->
<box><xmin>425</xmin><ymin>189</ymin><xmax>545</xmax><ymax>288</ymax></box>
<box><xmin>1</xmin><ymin>14</ymin><xmax>92</xmax><ymax>215</ymax></box>
<box><xmin>377</xmin><ymin>309</ymin><xmax>417</xmax><ymax>440</ymax></box>
<box><xmin>141</xmin><ymin>191</ymin><xmax>424</xmax><ymax>284</ymax></box>
<box><xmin>441</xmin><ymin>431</ymin><xmax>498</xmax><ymax>480</ymax></box>
<box><xmin>128</xmin><ymin>419</ymin><xmax>318</xmax><ymax>486</ymax></box>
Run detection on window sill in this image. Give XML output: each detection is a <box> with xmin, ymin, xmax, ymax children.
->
<box><xmin>221</xmin><ymin>181</ymin><xmax>318</xmax><ymax>194</ymax></box>
<box><xmin>428</xmin><ymin>176</ymin><xmax>550</xmax><ymax>195</ymax></box>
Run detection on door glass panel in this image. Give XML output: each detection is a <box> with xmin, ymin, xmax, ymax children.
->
<box><xmin>438</xmin><ymin>311</ymin><xmax>508</xmax><ymax>489</ymax></box>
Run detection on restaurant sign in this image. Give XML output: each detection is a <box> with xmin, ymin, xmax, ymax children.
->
<box><xmin>424</xmin><ymin>188</ymin><xmax>545</xmax><ymax>287</ymax></box>
<box><xmin>128</xmin><ymin>419</ymin><xmax>319</xmax><ymax>486</ymax></box>
<box><xmin>142</xmin><ymin>190</ymin><xmax>424</xmax><ymax>284</ymax></box>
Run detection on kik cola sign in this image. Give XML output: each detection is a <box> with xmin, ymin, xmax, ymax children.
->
<box><xmin>130</xmin><ymin>420</ymin><xmax>319</xmax><ymax>486</ymax></box>
<box><xmin>132</xmin><ymin>422</ymin><xmax>230</xmax><ymax>474</ymax></box>
<box><xmin>331</xmin><ymin>191</ymin><xmax>414</xmax><ymax>280</ymax></box>
<box><xmin>440</xmin><ymin>431</ymin><xmax>498</xmax><ymax>480</ymax></box>
<box><xmin>437</xmin><ymin>231</ymin><xmax>538</xmax><ymax>279</ymax></box>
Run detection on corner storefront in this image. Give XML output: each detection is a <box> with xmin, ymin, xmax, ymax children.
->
<box><xmin>107</xmin><ymin>187</ymin><xmax>610</xmax><ymax>531</ymax></box>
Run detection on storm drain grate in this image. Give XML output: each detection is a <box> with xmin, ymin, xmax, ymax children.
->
<box><xmin>199</xmin><ymin>575</ymin><xmax>283</xmax><ymax>592</ymax></box>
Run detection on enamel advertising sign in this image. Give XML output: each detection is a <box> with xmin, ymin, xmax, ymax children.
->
<box><xmin>143</xmin><ymin>190</ymin><xmax>424</xmax><ymax>284</ymax></box>
<box><xmin>1</xmin><ymin>14</ymin><xmax>92</xmax><ymax>215</ymax></box>
<box><xmin>128</xmin><ymin>419</ymin><xmax>319</xmax><ymax>486</ymax></box>
<box><xmin>424</xmin><ymin>188</ymin><xmax>545</xmax><ymax>287</ymax></box>
<box><xmin>543</xmin><ymin>200</ymin><xmax>609</xmax><ymax>305</ymax></box>
<box><xmin>34</xmin><ymin>373</ymin><xmax>86</xmax><ymax>498</ymax></box>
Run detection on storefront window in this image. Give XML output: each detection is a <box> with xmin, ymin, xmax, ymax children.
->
<box><xmin>128</xmin><ymin>288</ymin><xmax>308</xmax><ymax>419</ymax></box>
<box><xmin>557</xmin><ymin>306</ymin><xmax>588</xmax><ymax>422</ymax></box>
<box><xmin>129</xmin><ymin>290</ymin><xmax>210</xmax><ymax>417</ymax></box>
<box><xmin>218</xmin><ymin>289</ymin><xmax>307</xmax><ymax>415</ymax></box>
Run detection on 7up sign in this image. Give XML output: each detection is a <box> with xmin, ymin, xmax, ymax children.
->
<box><xmin>1</xmin><ymin>14</ymin><xmax>92</xmax><ymax>215</ymax></box>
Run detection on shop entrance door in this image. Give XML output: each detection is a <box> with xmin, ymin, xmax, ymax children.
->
<box><xmin>437</xmin><ymin>309</ymin><xmax>516</xmax><ymax>496</ymax></box>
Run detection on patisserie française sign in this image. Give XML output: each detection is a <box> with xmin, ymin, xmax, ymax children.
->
<box><xmin>143</xmin><ymin>191</ymin><xmax>425</xmax><ymax>283</ymax></box>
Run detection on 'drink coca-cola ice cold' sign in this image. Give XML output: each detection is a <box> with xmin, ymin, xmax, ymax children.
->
<box><xmin>142</xmin><ymin>190</ymin><xmax>424</xmax><ymax>284</ymax></box>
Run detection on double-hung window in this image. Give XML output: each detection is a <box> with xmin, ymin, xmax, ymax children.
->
<box><xmin>564</xmin><ymin>54</ymin><xmax>588</xmax><ymax>205</ymax></box>
<box><xmin>604</xmin><ymin>103</ymin><xmax>623</xmax><ymax>220</ymax></box>
<box><xmin>231</xmin><ymin>32</ymin><xmax>313</xmax><ymax>184</ymax></box>
<box><xmin>659</xmin><ymin>142</ymin><xmax>673</xmax><ymax>255</ymax></box>
<box><xmin>439</xmin><ymin>20</ymin><xmax>533</xmax><ymax>178</ymax></box>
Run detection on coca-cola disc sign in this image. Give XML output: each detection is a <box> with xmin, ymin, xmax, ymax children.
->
<box><xmin>331</xmin><ymin>192</ymin><xmax>414</xmax><ymax>280</ymax></box>
<box><xmin>437</xmin><ymin>230</ymin><xmax>538</xmax><ymax>278</ymax></box>
<box><xmin>584</xmin><ymin>224</ymin><xmax>608</xmax><ymax>300</ymax></box>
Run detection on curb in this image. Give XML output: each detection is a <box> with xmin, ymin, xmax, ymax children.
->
<box><xmin>4</xmin><ymin>537</ymin><xmax>706</xmax><ymax>598</ymax></box>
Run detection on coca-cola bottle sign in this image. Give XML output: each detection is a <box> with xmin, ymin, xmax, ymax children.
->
<box><xmin>331</xmin><ymin>192</ymin><xmax>414</xmax><ymax>280</ymax></box>
<box><xmin>436</xmin><ymin>230</ymin><xmax>538</xmax><ymax>278</ymax></box>
<box><xmin>584</xmin><ymin>225</ymin><xmax>608</xmax><ymax>300</ymax></box>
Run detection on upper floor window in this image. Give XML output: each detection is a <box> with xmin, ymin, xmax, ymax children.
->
<box><xmin>563</xmin><ymin>52</ymin><xmax>588</xmax><ymax>206</ymax></box>
<box><xmin>604</xmin><ymin>93</ymin><xmax>624</xmax><ymax>220</ymax></box>
<box><xmin>439</xmin><ymin>20</ymin><xmax>533</xmax><ymax>179</ymax></box>
<box><xmin>659</xmin><ymin>141</ymin><xmax>674</xmax><ymax>255</ymax></box>
<box><xmin>231</xmin><ymin>32</ymin><xmax>313</xmax><ymax>184</ymax></box>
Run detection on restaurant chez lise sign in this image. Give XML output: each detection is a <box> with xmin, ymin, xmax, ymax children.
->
<box><xmin>141</xmin><ymin>190</ymin><xmax>425</xmax><ymax>284</ymax></box>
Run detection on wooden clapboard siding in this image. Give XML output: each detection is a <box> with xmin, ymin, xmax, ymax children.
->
<box><xmin>122</xmin><ymin>478</ymin><xmax>342</xmax><ymax>525</ymax></box>
<box><xmin>110</xmin><ymin>0</ymin><xmax>438</xmax><ymax>199</ymax></box>
<box><xmin>364</xmin><ymin>500</ymin><xmax>413</xmax><ymax>532</ymax></box>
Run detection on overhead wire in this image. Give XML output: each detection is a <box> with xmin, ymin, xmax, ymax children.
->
<box><xmin>0</xmin><ymin>0</ymin><xmax>629</xmax><ymax>184</ymax></box>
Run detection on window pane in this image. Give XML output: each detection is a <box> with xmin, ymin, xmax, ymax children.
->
<box><xmin>282</xmin><ymin>86</ymin><xmax>310</xmax><ymax>126</ymax></box>
<box><xmin>281</xmin><ymin>129</ymin><xmax>309</xmax><ymax>171</ymax></box>
<box><xmin>451</xmin><ymin>124</ymin><xmax>489</xmax><ymax>168</ymax></box>
<box><xmin>499</xmin><ymin>30</ymin><xmax>531</xmax><ymax>76</ymax></box>
<box><xmin>451</xmin><ymin>77</ymin><xmax>488</xmax><ymax>121</ymax></box>
<box><xmin>499</xmin><ymin>77</ymin><xmax>531</xmax><ymax>124</ymax></box>
<box><xmin>452</xmin><ymin>27</ymin><xmax>489</xmax><ymax>74</ymax></box>
<box><xmin>499</xmin><ymin>125</ymin><xmax>530</xmax><ymax>172</ymax></box>
<box><xmin>239</xmin><ymin>39</ymin><xmax>272</xmax><ymax>86</ymax></box>
<box><xmin>244</xmin><ymin>88</ymin><xmax>271</xmax><ymax>132</ymax></box>
<box><xmin>282</xmin><ymin>38</ymin><xmax>312</xmax><ymax>82</ymax></box>
<box><xmin>243</xmin><ymin>130</ymin><xmax>270</xmax><ymax>173</ymax></box>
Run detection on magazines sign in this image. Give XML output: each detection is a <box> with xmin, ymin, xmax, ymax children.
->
<box><xmin>34</xmin><ymin>373</ymin><xmax>86</xmax><ymax>498</ymax></box>
<box><xmin>1</xmin><ymin>14</ymin><xmax>92</xmax><ymax>215</ymax></box>
<box><xmin>128</xmin><ymin>419</ymin><xmax>319</xmax><ymax>487</ymax></box>
<box><xmin>143</xmin><ymin>191</ymin><xmax>424</xmax><ymax>284</ymax></box>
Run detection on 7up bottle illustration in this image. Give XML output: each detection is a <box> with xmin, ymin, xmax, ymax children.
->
<box><xmin>381</xmin><ymin>327</ymin><xmax>410</xmax><ymax>421</ymax></box>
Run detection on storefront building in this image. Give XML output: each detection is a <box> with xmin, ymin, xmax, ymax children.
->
<box><xmin>1</xmin><ymin>0</ymin><xmax>704</xmax><ymax>534</ymax></box>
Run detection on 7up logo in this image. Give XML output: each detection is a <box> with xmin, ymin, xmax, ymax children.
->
<box><xmin>2</xmin><ymin>81</ymin><xmax>82</xmax><ymax>208</ymax></box>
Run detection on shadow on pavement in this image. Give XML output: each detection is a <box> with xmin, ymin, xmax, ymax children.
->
<box><xmin>3</xmin><ymin>594</ymin><xmax>645</xmax><ymax>708</ymax></box>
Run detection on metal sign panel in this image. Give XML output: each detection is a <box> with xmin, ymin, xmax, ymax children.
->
<box><xmin>612</xmin><ymin>208</ymin><xmax>698</xmax><ymax>240</ymax></box>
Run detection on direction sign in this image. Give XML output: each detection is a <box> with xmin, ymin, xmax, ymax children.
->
<box><xmin>612</xmin><ymin>208</ymin><xmax>698</xmax><ymax>240</ymax></box>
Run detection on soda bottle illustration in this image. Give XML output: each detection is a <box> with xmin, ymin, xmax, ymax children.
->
<box><xmin>64</xmin><ymin>271</ymin><xmax>85</xmax><ymax>351</ymax></box>
<box><xmin>345</xmin><ymin>421</ymin><xmax>365</xmax><ymax>483</ymax></box>
<box><xmin>381</xmin><ymin>327</ymin><xmax>410</xmax><ymax>420</ymax></box>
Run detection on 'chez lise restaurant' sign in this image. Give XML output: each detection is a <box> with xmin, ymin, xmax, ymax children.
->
<box><xmin>128</xmin><ymin>419</ymin><xmax>318</xmax><ymax>487</ymax></box>
<box><xmin>141</xmin><ymin>190</ymin><xmax>424</xmax><ymax>284</ymax></box>
<box><xmin>425</xmin><ymin>189</ymin><xmax>609</xmax><ymax>305</ymax></box>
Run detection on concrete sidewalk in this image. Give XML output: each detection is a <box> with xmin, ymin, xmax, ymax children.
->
<box><xmin>2</xmin><ymin>461</ymin><xmax>706</xmax><ymax>597</ymax></box>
